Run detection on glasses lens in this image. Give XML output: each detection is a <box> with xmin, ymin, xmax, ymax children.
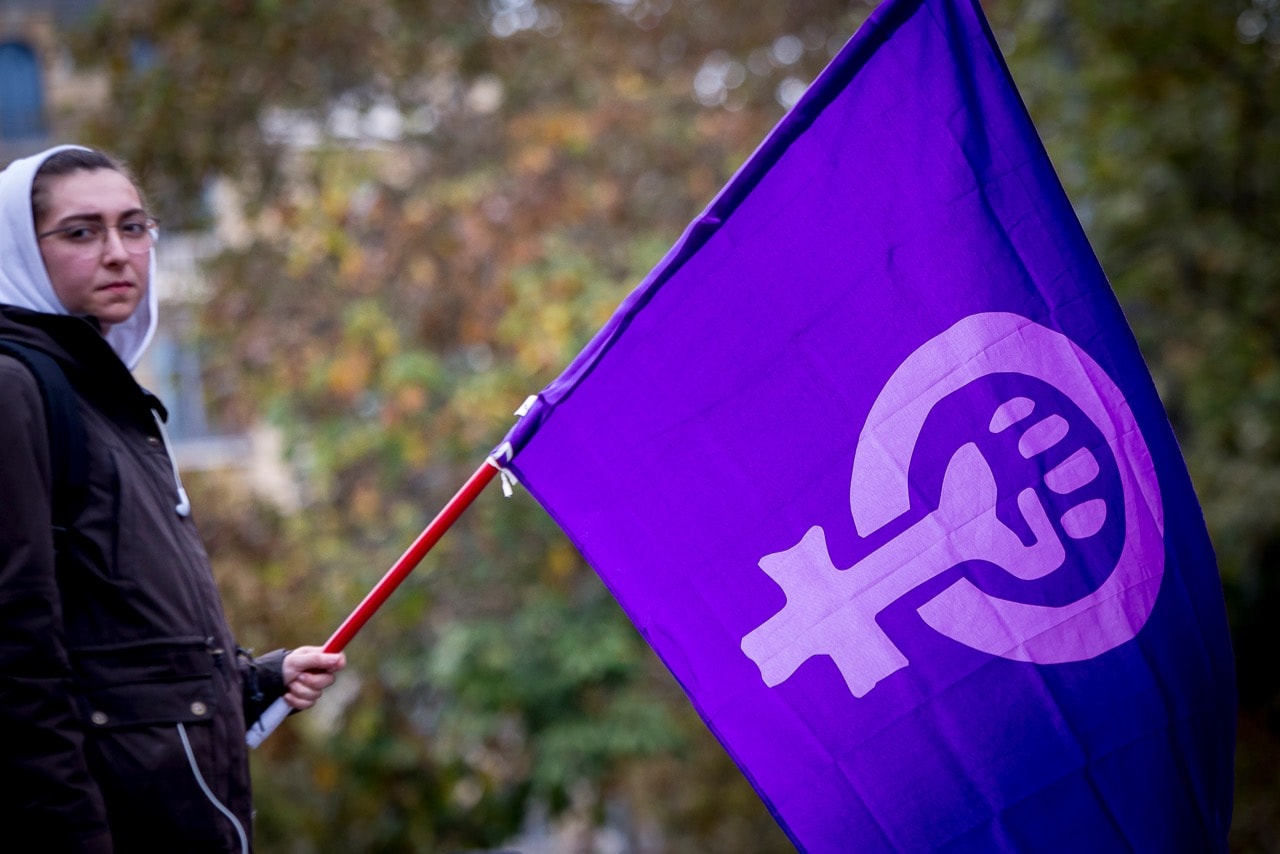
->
<box><xmin>120</xmin><ymin>221</ymin><xmax>156</xmax><ymax>255</ymax></box>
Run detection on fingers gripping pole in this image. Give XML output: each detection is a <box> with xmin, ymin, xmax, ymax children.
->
<box><xmin>247</xmin><ymin>458</ymin><xmax>503</xmax><ymax>747</ymax></box>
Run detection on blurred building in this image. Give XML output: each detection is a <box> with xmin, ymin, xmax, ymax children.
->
<box><xmin>0</xmin><ymin>0</ymin><xmax>103</xmax><ymax>161</ymax></box>
<box><xmin>1</xmin><ymin>0</ymin><xmax>300</xmax><ymax>507</ymax></box>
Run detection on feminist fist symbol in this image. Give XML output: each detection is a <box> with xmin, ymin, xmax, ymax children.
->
<box><xmin>740</xmin><ymin>313</ymin><xmax>1165</xmax><ymax>697</ymax></box>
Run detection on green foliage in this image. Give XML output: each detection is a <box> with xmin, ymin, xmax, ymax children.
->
<box><xmin>429</xmin><ymin>588</ymin><xmax>684</xmax><ymax>803</ymax></box>
<box><xmin>65</xmin><ymin>0</ymin><xmax>1280</xmax><ymax>849</ymax></box>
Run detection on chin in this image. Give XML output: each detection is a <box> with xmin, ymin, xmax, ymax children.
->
<box><xmin>97</xmin><ymin>305</ymin><xmax>142</xmax><ymax>327</ymax></box>
<box><xmin>97</xmin><ymin>294</ymin><xmax>144</xmax><ymax>320</ymax></box>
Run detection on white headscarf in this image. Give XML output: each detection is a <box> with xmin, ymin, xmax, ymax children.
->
<box><xmin>0</xmin><ymin>144</ymin><xmax>158</xmax><ymax>369</ymax></box>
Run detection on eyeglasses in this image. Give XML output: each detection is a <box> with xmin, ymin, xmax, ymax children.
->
<box><xmin>36</xmin><ymin>218</ymin><xmax>160</xmax><ymax>259</ymax></box>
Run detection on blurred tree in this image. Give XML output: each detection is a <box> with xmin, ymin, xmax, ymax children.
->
<box><xmin>68</xmin><ymin>0</ymin><xmax>1277</xmax><ymax>849</ymax></box>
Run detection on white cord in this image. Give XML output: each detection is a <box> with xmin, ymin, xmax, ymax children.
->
<box><xmin>151</xmin><ymin>410</ymin><xmax>192</xmax><ymax>517</ymax></box>
<box><xmin>177</xmin><ymin>722</ymin><xmax>249</xmax><ymax>854</ymax></box>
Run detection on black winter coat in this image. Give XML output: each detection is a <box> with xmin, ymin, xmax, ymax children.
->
<box><xmin>0</xmin><ymin>306</ymin><xmax>286</xmax><ymax>853</ymax></box>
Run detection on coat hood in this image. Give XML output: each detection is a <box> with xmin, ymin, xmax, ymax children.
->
<box><xmin>0</xmin><ymin>145</ymin><xmax>157</xmax><ymax>369</ymax></box>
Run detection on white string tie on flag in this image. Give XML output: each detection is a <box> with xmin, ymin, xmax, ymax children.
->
<box><xmin>487</xmin><ymin>395</ymin><xmax>538</xmax><ymax>497</ymax></box>
<box><xmin>488</xmin><ymin>441</ymin><xmax>519</xmax><ymax>497</ymax></box>
<box><xmin>514</xmin><ymin>394</ymin><xmax>538</xmax><ymax>417</ymax></box>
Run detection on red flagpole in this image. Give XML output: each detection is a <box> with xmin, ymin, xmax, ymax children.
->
<box><xmin>247</xmin><ymin>456</ymin><xmax>502</xmax><ymax>747</ymax></box>
<box><xmin>323</xmin><ymin>459</ymin><xmax>500</xmax><ymax>652</ymax></box>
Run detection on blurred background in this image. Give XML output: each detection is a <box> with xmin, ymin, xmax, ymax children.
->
<box><xmin>2</xmin><ymin>0</ymin><xmax>1276</xmax><ymax>850</ymax></box>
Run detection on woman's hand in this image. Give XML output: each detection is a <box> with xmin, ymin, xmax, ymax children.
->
<box><xmin>281</xmin><ymin>646</ymin><xmax>347</xmax><ymax>711</ymax></box>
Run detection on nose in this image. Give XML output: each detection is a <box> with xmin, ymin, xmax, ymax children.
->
<box><xmin>100</xmin><ymin>225</ymin><xmax>131</xmax><ymax>262</ymax></box>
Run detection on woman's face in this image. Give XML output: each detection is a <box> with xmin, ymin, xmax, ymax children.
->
<box><xmin>35</xmin><ymin>168</ymin><xmax>150</xmax><ymax>329</ymax></box>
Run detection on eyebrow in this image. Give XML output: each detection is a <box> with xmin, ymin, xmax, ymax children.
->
<box><xmin>52</xmin><ymin>207</ymin><xmax>150</xmax><ymax>226</ymax></box>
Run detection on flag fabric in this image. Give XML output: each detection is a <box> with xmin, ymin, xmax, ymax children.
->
<box><xmin>497</xmin><ymin>0</ymin><xmax>1236</xmax><ymax>849</ymax></box>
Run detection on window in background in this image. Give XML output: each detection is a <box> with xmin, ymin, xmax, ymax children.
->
<box><xmin>0</xmin><ymin>41</ymin><xmax>47</xmax><ymax>140</ymax></box>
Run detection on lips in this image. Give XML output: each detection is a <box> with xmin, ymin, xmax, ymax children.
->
<box><xmin>98</xmin><ymin>281</ymin><xmax>135</xmax><ymax>292</ymax></box>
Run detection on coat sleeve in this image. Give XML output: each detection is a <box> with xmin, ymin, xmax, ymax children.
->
<box><xmin>0</xmin><ymin>360</ymin><xmax>113</xmax><ymax>851</ymax></box>
<box><xmin>238</xmin><ymin>647</ymin><xmax>289</xmax><ymax>727</ymax></box>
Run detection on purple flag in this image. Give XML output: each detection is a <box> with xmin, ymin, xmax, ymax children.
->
<box><xmin>498</xmin><ymin>0</ymin><xmax>1236</xmax><ymax>849</ymax></box>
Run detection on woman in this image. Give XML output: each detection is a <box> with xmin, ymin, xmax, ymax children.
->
<box><xmin>0</xmin><ymin>145</ymin><xmax>345</xmax><ymax>852</ymax></box>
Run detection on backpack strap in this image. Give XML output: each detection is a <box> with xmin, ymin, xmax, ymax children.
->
<box><xmin>0</xmin><ymin>340</ymin><xmax>89</xmax><ymax>535</ymax></box>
